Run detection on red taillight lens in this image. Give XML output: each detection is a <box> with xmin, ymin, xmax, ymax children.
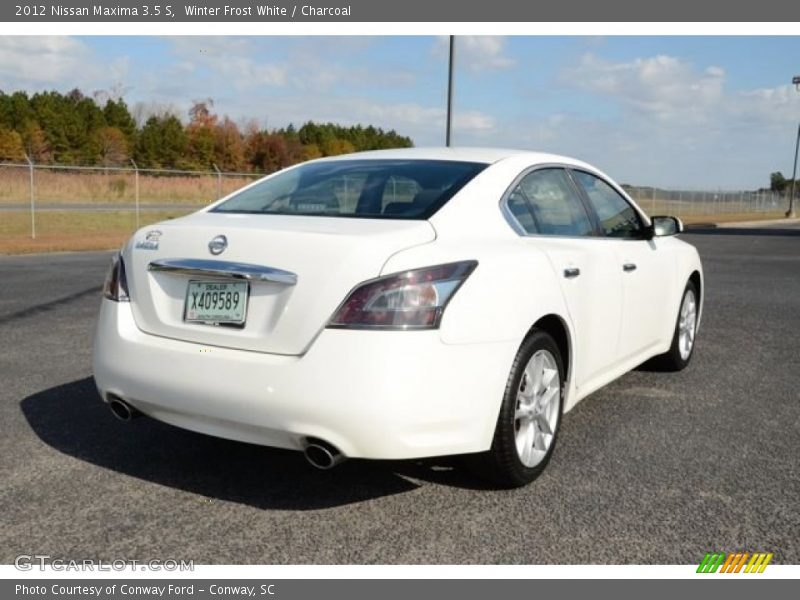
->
<box><xmin>328</xmin><ymin>261</ymin><xmax>477</xmax><ymax>330</ymax></box>
<box><xmin>103</xmin><ymin>253</ymin><xmax>130</xmax><ymax>302</ymax></box>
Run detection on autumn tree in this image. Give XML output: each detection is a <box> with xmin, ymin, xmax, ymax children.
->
<box><xmin>20</xmin><ymin>121</ymin><xmax>50</xmax><ymax>162</ymax></box>
<box><xmin>186</xmin><ymin>99</ymin><xmax>217</xmax><ymax>168</ymax></box>
<box><xmin>91</xmin><ymin>126</ymin><xmax>129</xmax><ymax>166</ymax></box>
<box><xmin>0</xmin><ymin>127</ymin><xmax>24</xmax><ymax>161</ymax></box>
<box><xmin>321</xmin><ymin>138</ymin><xmax>356</xmax><ymax>156</ymax></box>
<box><xmin>214</xmin><ymin>116</ymin><xmax>246</xmax><ymax>171</ymax></box>
<box><xmin>246</xmin><ymin>131</ymin><xmax>293</xmax><ymax>172</ymax></box>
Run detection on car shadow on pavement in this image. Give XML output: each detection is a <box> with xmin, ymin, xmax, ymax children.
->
<box><xmin>20</xmin><ymin>377</ymin><xmax>429</xmax><ymax>510</ymax></box>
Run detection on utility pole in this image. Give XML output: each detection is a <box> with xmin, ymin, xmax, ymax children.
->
<box><xmin>446</xmin><ymin>35</ymin><xmax>455</xmax><ymax>147</ymax></box>
<box><xmin>787</xmin><ymin>75</ymin><xmax>800</xmax><ymax>218</ymax></box>
<box><xmin>788</xmin><ymin>123</ymin><xmax>799</xmax><ymax>218</ymax></box>
<box><xmin>130</xmin><ymin>158</ymin><xmax>140</xmax><ymax>229</ymax></box>
<box><xmin>24</xmin><ymin>153</ymin><xmax>35</xmax><ymax>239</ymax></box>
<box><xmin>213</xmin><ymin>163</ymin><xmax>222</xmax><ymax>201</ymax></box>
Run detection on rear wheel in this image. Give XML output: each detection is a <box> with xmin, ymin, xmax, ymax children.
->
<box><xmin>653</xmin><ymin>281</ymin><xmax>698</xmax><ymax>371</ymax></box>
<box><xmin>469</xmin><ymin>330</ymin><xmax>564</xmax><ymax>488</ymax></box>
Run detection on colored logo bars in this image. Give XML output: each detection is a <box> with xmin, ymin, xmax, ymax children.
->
<box><xmin>697</xmin><ymin>552</ymin><xmax>773</xmax><ymax>573</ymax></box>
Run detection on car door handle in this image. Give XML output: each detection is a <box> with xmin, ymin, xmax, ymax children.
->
<box><xmin>622</xmin><ymin>263</ymin><xmax>637</xmax><ymax>272</ymax></box>
<box><xmin>563</xmin><ymin>267</ymin><xmax>581</xmax><ymax>279</ymax></box>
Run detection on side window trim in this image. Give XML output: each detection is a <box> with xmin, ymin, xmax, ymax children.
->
<box><xmin>500</xmin><ymin>164</ymin><xmax>598</xmax><ymax>239</ymax></box>
<box><xmin>563</xmin><ymin>168</ymin><xmax>604</xmax><ymax>237</ymax></box>
<box><xmin>567</xmin><ymin>167</ymin><xmax>648</xmax><ymax>239</ymax></box>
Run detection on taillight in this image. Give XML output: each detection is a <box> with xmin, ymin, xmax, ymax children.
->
<box><xmin>103</xmin><ymin>253</ymin><xmax>130</xmax><ymax>302</ymax></box>
<box><xmin>328</xmin><ymin>261</ymin><xmax>477</xmax><ymax>330</ymax></box>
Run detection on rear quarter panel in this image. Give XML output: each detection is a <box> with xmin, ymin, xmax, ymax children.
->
<box><xmin>382</xmin><ymin>241</ymin><xmax>570</xmax><ymax>347</ymax></box>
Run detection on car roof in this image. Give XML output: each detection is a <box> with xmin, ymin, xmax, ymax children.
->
<box><xmin>317</xmin><ymin>146</ymin><xmax>590</xmax><ymax>167</ymax></box>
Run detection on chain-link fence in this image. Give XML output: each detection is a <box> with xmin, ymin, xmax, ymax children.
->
<box><xmin>623</xmin><ymin>186</ymin><xmax>790</xmax><ymax>222</ymax></box>
<box><xmin>0</xmin><ymin>162</ymin><xmax>264</xmax><ymax>253</ymax></box>
<box><xmin>0</xmin><ymin>161</ymin><xmax>794</xmax><ymax>253</ymax></box>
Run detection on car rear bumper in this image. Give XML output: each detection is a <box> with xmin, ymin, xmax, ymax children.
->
<box><xmin>92</xmin><ymin>300</ymin><xmax>516</xmax><ymax>459</ymax></box>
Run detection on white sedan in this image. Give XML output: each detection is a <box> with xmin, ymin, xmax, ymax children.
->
<box><xmin>93</xmin><ymin>148</ymin><xmax>702</xmax><ymax>487</ymax></box>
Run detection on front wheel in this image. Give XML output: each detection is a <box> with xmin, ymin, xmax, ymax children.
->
<box><xmin>468</xmin><ymin>330</ymin><xmax>564</xmax><ymax>488</ymax></box>
<box><xmin>653</xmin><ymin>280</ymin><xmax>699</xmax><ymax>371</ymax></box>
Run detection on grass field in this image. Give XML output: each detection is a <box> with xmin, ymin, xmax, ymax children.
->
<box><xmin>0</xmin><ymin>209</ymin><xmax>192</xmax><ymax>254</ymax></box>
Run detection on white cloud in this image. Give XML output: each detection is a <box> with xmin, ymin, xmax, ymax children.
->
<box><xmin>454</xmin><ymin>110</ymin><xmax>496</xmax><ymax>132</ymax></box>
<box><xmin>734</xmin><ymin>85</ymin><xmax>800</xmax><ymax>126</ymax></box>
<box><xmin>561</xmin><ymin>52</ymin><xmax>799</xmax><ymax>132</ymax></box>
<box><xmin>350</xmin><ymin>101</ymin><xmax>493</xmax><ymax>132</ymax></box>
<box><xmin>166</xmin><ymin>37</ymin><xmax>287</xmax><ymax>90</ymax></box>
<box><xmin>562</xmin><ymin>53</ymin><xmax>726</xmax><ymax>124</ymax></box>
<box><xmin>526</xmin><ymin>51</ymin><xmax>800</xmax><ymax>188</ymax></box>
<box><xmin>0</xmin><ymin>36</ymin><xmax>131</xmax><ymax>95</ymax></box>
<box><xmin>0</xmin><ymin>37</ymin><xmax>94</xmax><ymax>86</ymax></box>
<box><xmin>433</xmin><ymin>36</ymin><xmax>516</xmax><ymax>72</ymax></box>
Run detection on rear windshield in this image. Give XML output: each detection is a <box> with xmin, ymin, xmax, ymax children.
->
<box><xmin>212</xmin><ymin>159</ymin><xmax>487</xmax><ymax>219</ymax></box>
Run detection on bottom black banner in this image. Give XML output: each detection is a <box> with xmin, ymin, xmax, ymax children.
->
<box><xmin>2</xmin><ymin>579</ymin><xmax>790</xmax><ymax>600</ymax></box>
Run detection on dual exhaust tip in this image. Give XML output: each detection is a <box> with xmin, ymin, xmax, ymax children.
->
<box><xmin>107</xmin><ymin>396</ymin><xmax>141</xmax><ymax>423</ymax></box>
<box><xmin>303</xmin><ymin>438</ymin><xmax>345</xmax><ymax>470</ymax></box>
<box><xmin>108</xmin><ymin>396</ymin><xmax>344</xmax><ymax>470</ymax></box>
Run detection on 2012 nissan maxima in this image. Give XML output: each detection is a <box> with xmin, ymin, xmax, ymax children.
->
<box><xmin>93</xmin><ymin>148</ymin><xmax>702</xmax><ymax>487</ymax></box>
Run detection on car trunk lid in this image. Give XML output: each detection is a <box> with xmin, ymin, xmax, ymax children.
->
<box><xmin>124</xmin><ymin>211</ymin><xmax>436</xmax><ymax>355</ymax></box>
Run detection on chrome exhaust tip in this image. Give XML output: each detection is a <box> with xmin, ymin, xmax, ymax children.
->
<box><xmin>107</xmin><ymin>396</ymin><xmax>140</xmax><ymax>423</ymax></box>
<box><xmin>303</xmin><ymin>438</ymin><xmax>345</xmax><ymax>470</ymax></box>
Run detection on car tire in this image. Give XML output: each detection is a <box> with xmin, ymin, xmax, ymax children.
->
<box><xmin>468</xmin><ymin>330</ymin><xmax>565</xmax><ymax>488</ymax></box>
<box><xmin>652</xmin><ymin>280</ymin><xmax>699</xmax><ymax>371</ymax></box>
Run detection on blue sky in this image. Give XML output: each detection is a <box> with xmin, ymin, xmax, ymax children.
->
<box><xmin>1</xmin><ymin>35</ymin><xmax>799</xmax><ymax>188</ymax></box>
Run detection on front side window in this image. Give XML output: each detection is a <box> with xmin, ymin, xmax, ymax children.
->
<box><xmin>508</xmin><ymin>168</ymin><xmax>594</xmax><ymax>236</ymax></box>
<box><xmin>572</xmin><ymin>170</ymin><xmax>644</xmax><ymax>239</ymax></box>
<box><xmin>212</xmin><ymin>159</ymin><xmax>486</xmax><ymax>220</ymax></box>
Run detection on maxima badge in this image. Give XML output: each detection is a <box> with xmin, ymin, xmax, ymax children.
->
<box><xmin>135</xmin><ymin>230</ymin><xmax>161</xmax><ymax>250</ymax></box>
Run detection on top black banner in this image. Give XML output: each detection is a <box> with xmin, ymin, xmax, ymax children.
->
<box><xmin>4</xmin><ymin>0</ymin><xmax>800</xmax><ymax>22</ymax></box>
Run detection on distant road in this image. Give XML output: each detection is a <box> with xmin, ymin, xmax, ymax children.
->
<box><xmin>0</xmin><ymin>202</ymin><xmax>203</xmax><ymax>212</ymax></box>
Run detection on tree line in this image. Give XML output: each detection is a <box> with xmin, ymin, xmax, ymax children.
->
<box><xmin>0</xmin><ymin>89</ymin><xmax>414</xmax><ymax>172</ymax></box>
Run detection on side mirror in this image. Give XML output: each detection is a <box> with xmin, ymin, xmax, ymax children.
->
<box><xmin>649</xmin><ymin>215</ymin><xmax>684</xmax><ymax>238</ymax></box>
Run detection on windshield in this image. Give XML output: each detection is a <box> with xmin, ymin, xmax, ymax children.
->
<box><xmin>212</xmin><ymin>159</ymin><xmax>487</xmax><ymax>219</ymax></box>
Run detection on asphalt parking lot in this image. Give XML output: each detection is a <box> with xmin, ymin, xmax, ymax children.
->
<box><xmin>1</xmin><ymin>224</ymin><xmax>798</xmax><ymax>564</ymax></box>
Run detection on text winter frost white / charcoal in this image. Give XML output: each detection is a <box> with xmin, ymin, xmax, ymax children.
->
<box><xmin>182</xmin><ymin>5</ymin><xmax>353</xmax><ymax>17</ymax></box>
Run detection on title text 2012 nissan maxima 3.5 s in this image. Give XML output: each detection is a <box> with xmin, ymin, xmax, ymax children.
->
<box><xmin>93</xmin><ymin>148</ymin><xmax>703</xmax><ymax>487</ymax></box>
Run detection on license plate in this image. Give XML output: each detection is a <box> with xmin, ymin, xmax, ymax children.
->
<box><xmin>184</xmin><ymin>281</ymin><xmax>249</xmax><ymax>325</ymax></box>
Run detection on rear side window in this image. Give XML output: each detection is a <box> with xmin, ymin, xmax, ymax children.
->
<box><xmin>508</xmin><ymin>168</ymin><xmax>594</xmax><ymax>236</ymax></box>
<box><xmin>571</xmin><ymin>170</ymin><xmax>644</xmax><ymax>239</ymax></box>
<box><xmin>212</xmin><ymin>159</ymin><xmax>487</xmax><ymax>219</ymax></box>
